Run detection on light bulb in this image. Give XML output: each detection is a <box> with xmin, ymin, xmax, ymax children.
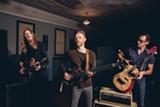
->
<box><xmin>83</xmin><ymin>19</ymin><xmax>90</xmax><ymax>25</ymax></box>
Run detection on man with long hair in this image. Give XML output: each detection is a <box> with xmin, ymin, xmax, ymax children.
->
<box><xmin>19</xmin><ymin>28</ymin><xmax>50</xmax><ymax>107</ymax></box>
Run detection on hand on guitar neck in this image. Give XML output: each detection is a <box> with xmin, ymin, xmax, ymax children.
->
<box><xmin>34</xmin><ymin>61</ymin><xmax>41</xmax><ymax>71</ymax></box>
<box><xmin>20</xmin><ymin>61</ymin><xmax>42</xmax><ymax>75</ymax></box>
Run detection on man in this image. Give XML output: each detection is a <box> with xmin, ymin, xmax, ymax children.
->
<box><xmin>118</xmin><ymin>34</ymin><xmax>155</xmax><ymax>107</ymax></box>
<box><xmin>60</xmin><ymin>30</ymin><xmax>96</xmax><ymax>107</ymax></box>
<box><xmin>19</xmin><ymin>28</ymin><xmax>50</xmax><ymax>107</ymax></box>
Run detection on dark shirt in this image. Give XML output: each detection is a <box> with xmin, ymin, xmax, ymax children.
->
<box><xmin>128</xmin><ymin>48</ymin><xmax>155</xmax><ymax>71</ymax></box>
<box><xmin>19</xmin><ymin>41</ymin><xmax>48</xmax><ymax>77</ymax></box>
<box><xmin>60</xmin><ymin>49</ymin><xmax>96</xmax><ymax>87</ymax></box>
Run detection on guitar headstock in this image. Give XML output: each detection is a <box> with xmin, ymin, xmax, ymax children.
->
<box><xmin>40</xmin><ymin>57</ymin><xmax>48</xmax><ymax>67</ymax></box>
<box><xmin>147</xmin><ymin>46</ymin><xmax>158</xmax><ymax>55</ymax></box>
<box><xmin>114</xmin><ymin>59</ymin><xmax>127</xmax><ymax>69</ymax></box>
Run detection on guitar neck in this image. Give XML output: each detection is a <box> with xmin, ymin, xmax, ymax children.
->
<box><xmin>128</xmin><ymin>50</ymin><xmax>153</xmax><ymax>74</ymax></box>
<box><xmin>91</xmin><ymin>63</ymin><xmax>116</xmax><ymax>73</ymax></box>
<box><xmin>131</xmin><ymin>52</ymin><xmax>149</xmax><ymax>69</ymax></box>
<box><xmin>27</xmin><ymin>57</ymin><xmax>47</xmax><ymax>72</ymax></box>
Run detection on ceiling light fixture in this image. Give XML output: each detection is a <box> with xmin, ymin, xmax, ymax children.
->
<box><xmin>83</xmin><ymin>12</ymin><xmax>90</xmax><ymax>25</ymax></box>
<box><xmin>83</xmin><ymin>19</ymin><xmax>90</xmax><ymax>25</ymax></box>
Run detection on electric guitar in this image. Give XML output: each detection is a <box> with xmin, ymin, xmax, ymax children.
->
<box><xmin>22</xmin><ymin>57</ymin><xmax>47</xmax><ymax>84</ymax></box>
<box><xmin>62</xmin><ymin>60</ymin><xmax>125</xmax><ymax>87</ymax></box>
<box><xmin>113</xmin><ymin>46</ymin><xmax>157</xmax><ymax>92</ymax></box>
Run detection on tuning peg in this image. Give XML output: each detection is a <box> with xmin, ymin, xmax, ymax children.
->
<box><xmin>118</xmin><ymin>49</ymin><xmax>122</xmax><ymax>52</ymax></box>
<box><xmin>118</xmin><ymin>66</ymin><xmax>122</xmax><ymax>69</ymax></box>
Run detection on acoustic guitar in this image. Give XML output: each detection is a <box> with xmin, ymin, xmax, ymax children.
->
<box><xmin>113</xmin><ymin>46</ymin><xmax>157</xmax><ymax>92</ymax></box>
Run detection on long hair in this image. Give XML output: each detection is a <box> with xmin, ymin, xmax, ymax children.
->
<box><xmin>20</xmin><ymin>28</ymin><xmax>38</xmax><ymax>54</ymax></box>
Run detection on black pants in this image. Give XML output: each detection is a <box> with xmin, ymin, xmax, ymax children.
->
<box><xmin>25</xmin><ymin>76</ymin><xmax>51</xmax><ymax>107</ymax></box>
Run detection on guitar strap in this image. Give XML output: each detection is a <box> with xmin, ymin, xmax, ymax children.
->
<box><xmin>79</xmin><ymin>49</ymin><xmax>90</xmax><ymax>88</ymax></box>
<box><xmin>85</xmin><ymin>49</ymin><xmax>90</xmax><ymax>72</ymax></box>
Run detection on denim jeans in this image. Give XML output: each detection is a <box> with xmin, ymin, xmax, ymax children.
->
<box><xmin>71</xmin><ymin>85</ymin><xmax>93</xmax><ymax>107</ymax></box>
<box><xmin>133</xmin><ymin>77</ymin><xmax>146</xmax><ymax>107</ymax></box>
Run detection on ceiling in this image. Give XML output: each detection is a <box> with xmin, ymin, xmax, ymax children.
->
<box><xmin>0</xmin><ymin>0</ymin><xmax>160</xmax><ymax>48</ymax></box>
<box><xmin>10</xmin><ymin>0</ymin><xmax>159</xmax><ymax>28</ymax></box>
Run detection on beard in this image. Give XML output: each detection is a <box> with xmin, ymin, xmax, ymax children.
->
<box><xmin>76</xmin><ymin>42</ymin><xmax>83</xmax><ymax>47</ymax></box>
<box><xmin>137</xmin><ymin>43</ymin><xmax>142</xmax><ymax>48</ymax></box>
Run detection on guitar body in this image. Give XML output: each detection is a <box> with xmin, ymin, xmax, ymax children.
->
<box><xmin>113</xmin><ymin>65</ymin><xmax>139</xmax><ymax>92</ymax></box>
<box><xmin>63</xmin><ymin>68</ymin><xmax>86</xmax><ymax>87</ymax></box>
<box><xmin>22</xmin><ymin>58</ymin><xmax>47</xmax><ymax>84</ymax></box>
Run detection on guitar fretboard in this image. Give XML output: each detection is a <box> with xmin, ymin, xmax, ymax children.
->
<box><xmin>92</xmin><ymin>63</ymin><xmax>115</xmax><ymax>73</ymax></box>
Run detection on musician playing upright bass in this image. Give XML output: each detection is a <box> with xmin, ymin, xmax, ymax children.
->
<box><xmin>60</xmin><ymin>30</ymin><xmax>96</xmax><ymax>107</ymax></box>
<box><xmin>117</xmin><ymin>34</ymin><xmax>155</xmax><ymax>107</ymax></box>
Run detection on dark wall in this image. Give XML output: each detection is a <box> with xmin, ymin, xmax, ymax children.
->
<box><xmin>0</xmin><ymin>29</ymin><xmax>8</xmax><ymax>107</ymax></box>
<box><xmin>93</xmin><ymin>3</ymin><xmax>160</xmax><ymax>48</ymax></box>
<box><xmin>91</xmin><ymin>5</ymin><xmax>160</xmax><ymax>106</ymax></box>
<box><xmin>92</xmin><ymin>4</ymin><xmax>160</xmax><ymax>87</ymax></box>
<box><xmin>0</xmin><ymin>30</ymin><xmax>8</xmax><ymax>82</ymax></box>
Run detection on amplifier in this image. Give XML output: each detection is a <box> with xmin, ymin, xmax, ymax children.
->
<box><xmin>99</xmin><ymin>87</ymin><xmax>132</xmax><ymax>106</ymax></box>
<box><xmin>94</xmin><ymin>99</ymin><xmax>137</xmax><ymax>107</ymax></box>
<box><xmin>6</xmin><ymin>82</ymin><xmax>25</xmax><ymax>107</ymax></box>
